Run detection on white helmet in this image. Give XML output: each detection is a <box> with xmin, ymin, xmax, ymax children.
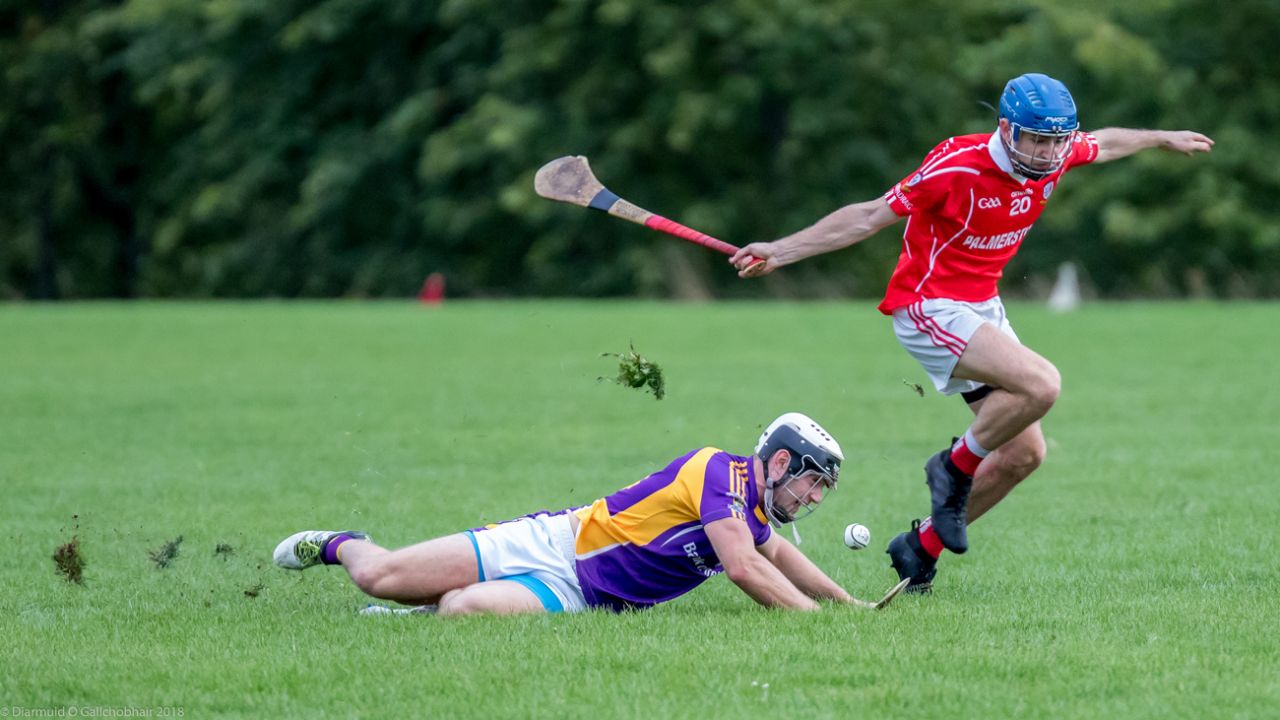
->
<box><xmin>755</xmin><ymin>413</ymin><xmax>844</xmax><ymax>526</ymax></box>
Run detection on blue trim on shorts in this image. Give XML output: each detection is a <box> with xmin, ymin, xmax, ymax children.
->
<box><xmin>463</xmin><ymin>530</ymin><xmax>485</xmax><ymax>582</ymax></box>
<box><xmin>504</xmin><ymin>573</ymin><xmax>564</xmax><ymax>613</ymax></box>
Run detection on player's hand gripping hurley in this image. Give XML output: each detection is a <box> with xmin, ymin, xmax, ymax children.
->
<box><xmin>534</xmin><ymin>156</ymin><xmax>766</xmax><ymax>277</ymax></box>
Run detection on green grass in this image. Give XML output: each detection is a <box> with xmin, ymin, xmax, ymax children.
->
<box><xmin>2</xmin><ymin>301</ymin><xmax>1277</xmax><ymax>718</ymax></box>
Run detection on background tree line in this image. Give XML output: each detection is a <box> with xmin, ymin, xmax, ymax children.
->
<box><xmin>3</xmin><ymin>0</ymin><xmax>1277</xmax><ymax>300</ymax></box>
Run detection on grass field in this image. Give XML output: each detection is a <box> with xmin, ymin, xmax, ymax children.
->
<box><xmin>2</xmin><ymin>301</ymin><xmax>1277</xmax><ymax>718</ymax></box>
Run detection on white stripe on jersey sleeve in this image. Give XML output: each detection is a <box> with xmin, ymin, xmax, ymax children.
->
<box><xmin>917</xmin><ymin>143</ymin><xmax>986</xmax><ymax>177</ymax></box>
<box><xmin>920</xmin><ymin>166</ymin><xmax>981</xmax><ymax>181</ymax></box>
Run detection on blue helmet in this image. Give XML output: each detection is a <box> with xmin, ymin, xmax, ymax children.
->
<box><xmin>998</xmin><ymin>73</ymin><xmax>1079</xmax><ymax>178</ymax></box>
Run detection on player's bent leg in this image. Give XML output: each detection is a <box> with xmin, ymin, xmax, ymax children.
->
<box><xmin>968</xmin><ymin>422</ymin><xmax>1047</xmax><ymax>523</ymax></box>
<box><xmin>916</xmin><ymin>332</ymin><xmax>1057</xmax><ymax>555</ymax></box>
<box><xmin>890</xmin><ymin>302</ymin><xmax>1059</xmax><ymax>563</ymax></box>
<box><xmin>953</xmin><ymin>324</ymin><xmax>1061</xmax><ymax>449</ymax></box>
<box><xmin>436</xmin><ymin>579</ymin><xmax>551</xmax><ymax>617</ymax></box>
<box><xmin>344</xmin><ymin>534</ymin><xmax>479</xmax><ymax>604</ymax></box>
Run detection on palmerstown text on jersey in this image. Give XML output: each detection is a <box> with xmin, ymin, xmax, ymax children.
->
<box><xmin>962</xmin><ymin>226</ymin><xmax>1032</xmax><ymax>250</ymax></box>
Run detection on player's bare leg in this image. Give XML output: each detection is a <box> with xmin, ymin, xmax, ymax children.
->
<box><xmin>926</xmin><ymin>325</ymin><xmax>1060</xmax><ymax>551</ymax></box>
<box><xmin>966</xmin><ymin>420</ymin><xmax>1047</xmax><ymax>523</ymax></box>
<box><xmin>339</xmin><ymin>534</ymin><xmax>479</xmax><ymax>604</ymax></box>
<box><xmin>892</xmin><ymin>322</ymin><xmax>1061</xmax><ymax>573</ymax></box>
<box><xmin>952</xmin><ymin>325</ymin><xmax>1061</xmax><ymax>450</ymax></box>
<box><xmin>274</xmin><ymin>529</ymin><xmax>481</xmax><ymax>604</ymax></box>
<box><xmin>436</xmin><ymin>581</ymin><xmax>548</xmax><ymax>617</ymax></box>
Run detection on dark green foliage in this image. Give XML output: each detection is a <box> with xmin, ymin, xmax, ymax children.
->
<box><xmin>601</xmin><ymin>344</ymin><xmax>665</xmax><ymax>400</ymax></box>
<box><xmin>1</xmin><ymin>1</ymin><xmax>1276</xmax><ymax>298</ymax></box>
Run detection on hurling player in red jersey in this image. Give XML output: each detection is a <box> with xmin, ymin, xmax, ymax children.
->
<box><xmin>731</xmin><ymin>73</ymin><xmax>1213</xmax><ymax>593</ymax></box>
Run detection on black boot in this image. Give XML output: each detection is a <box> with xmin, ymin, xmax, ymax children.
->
<box><xmin>886</xmin><ymin>520</ymin><xmax>938</xmax><ymax>594</ymax></box>
<box><xmin>925</xmin><ymin>447</ymin><xmax>972</xmax><ymax>554</ymax></box>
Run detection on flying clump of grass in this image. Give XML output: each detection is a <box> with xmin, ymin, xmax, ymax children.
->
<box><xmin>149</xmin><ymin>535</ymin><xmax>184</xmax><ymax>569</ymax></box>
<box><xmin>53</xmin><ymin>536</ymin><xmax>86</xmax><ymax>584</ymax></box>
<box><xmin>601</xmin><ymin>344</ymin><xmax>665</xmax><ymax>400</ymax></box>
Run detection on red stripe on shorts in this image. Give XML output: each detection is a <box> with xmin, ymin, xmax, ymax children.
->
<box><xmin>909</xmin><ymin>302</ymin><xmax>963</xmax><ymax>357</ymax></box>
<box><xmin>921</xmin><ymin>306</ymin><xmax>969</xmax><ymax>353</ymax></box>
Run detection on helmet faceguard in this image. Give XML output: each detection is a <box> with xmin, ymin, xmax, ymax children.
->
<box><xmin>767</xmin><ymin>469</ymin><xmax>836</xmax><ymax>524</ymax></box>
<box><xmin>755</xmin><ymin>413</ymin><xmax>844</xmax><ymax>526</ymax></box>
<box><xmin>1002</xmin><ymin>125</ymin><xmax>1075</xmax><ymax>180</ymax></box>
<box><xmin>998</xmin><ymin>73</ymin><xmax>1079</xmax><ymax>180</ymax></box>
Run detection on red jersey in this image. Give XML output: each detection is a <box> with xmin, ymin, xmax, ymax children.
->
<box><xmin>877</xmin><ymin>131</ymin><xmax>1099</xmax><ymax>314</ymax></box>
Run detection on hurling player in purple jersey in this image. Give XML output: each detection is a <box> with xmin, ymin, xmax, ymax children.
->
<box><xmin>273</xmin><ymin>413</ymin><xmax>884</xmax><ymax>616</ymax></box>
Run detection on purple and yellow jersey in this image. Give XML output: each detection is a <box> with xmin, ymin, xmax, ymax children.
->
<box><xmin>571</xmin><ymin>447</ymin><xmax>772</xmax><ymax>612</ymax></box>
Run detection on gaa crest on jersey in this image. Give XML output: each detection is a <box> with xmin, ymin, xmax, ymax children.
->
<box><xmin>1043</xmin><ymin>181</ymin><xmax>1055</xmax><ymax>200</ymax></box>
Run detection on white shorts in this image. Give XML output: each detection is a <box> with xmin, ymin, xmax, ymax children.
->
<box><xmin>466</xmin><ymin>512</ymin><xmax>588</xmax><ymax>613</ymax></box>
<box><xmin>891</xmin><ymin>297</ymin><xmax>1020</xmax><ymax>396</ymax></box>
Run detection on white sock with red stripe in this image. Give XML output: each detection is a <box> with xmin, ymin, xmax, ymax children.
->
<box><xmin>949</xmin><ymin>428</ymin><xmax>990</xmax><ymax>477</ymax></box>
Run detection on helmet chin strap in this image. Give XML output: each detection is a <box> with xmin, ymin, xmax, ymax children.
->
<box><xmin>763</xmin><ymin>470</ymin><xmax>790</xmax><ymax>528</ymax></box>
<box><xmin>763</xmin><ymin>467</ymin><xmax>805</xmax><ymax>546</ymax></box>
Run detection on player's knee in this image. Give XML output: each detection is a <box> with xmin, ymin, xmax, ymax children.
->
<box><xmin>437</xmin><ymin>588</ymin><xmax>484</xmax><ymax>617</ymax></box>
<box><xmin>1003</xmin><ymin>434</ymin><xmax>1047</xmax><ymax>479</ymax></box>
<box><xmin>1028</xmin><ymin>362</ymin><xmax>1061</xmax><ymax>415</ymax></box>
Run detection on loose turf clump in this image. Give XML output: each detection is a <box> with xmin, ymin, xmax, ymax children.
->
<box><xmin>149</xmin><ymin>535</ymin><xmax>184</xmax><ymax>569</ymax></box>
<box><xmin>243</xmin><ymin>582</ymin><xmax>265</xmax><ymax>598</ymax></box>
<box><xmin>601</xmin><ymin>344</ymin><xmax>665</xmax><ymax>400</ymax></box>
<box><xmin>215</xmin><ymin>543</ymin><xmax>235</xmax><ymax>558</ymax></box>
<box><xmin>53</xmin><ymin>536</ymin><xmax>86</xmax><ymax>584</ymax></box>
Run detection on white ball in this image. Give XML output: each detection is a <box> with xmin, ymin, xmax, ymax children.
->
<box><xmin>843</xmin><ymin>523</ymin><xmax>871</xmax><ymax>550</ymax></box>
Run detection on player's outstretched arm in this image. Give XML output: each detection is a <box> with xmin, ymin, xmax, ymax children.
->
<box><xmin>755</xmin><ymin>532</ymin><xmax>853</xmax><ymax>604</ymax></box>
<box><xmin>705</xmin><ymin>518</ymin><xmax>819</xmax><ymax>610</ymax></box>
<box><xmin>1092</xmin><ymin>128</ymin><xmax>1215</xmax><ymax>164</ymax></box>
<box><xmin>730</xmin><ymin>199</ymin><xmax>900</xmax><ymax>278</ymax></box>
